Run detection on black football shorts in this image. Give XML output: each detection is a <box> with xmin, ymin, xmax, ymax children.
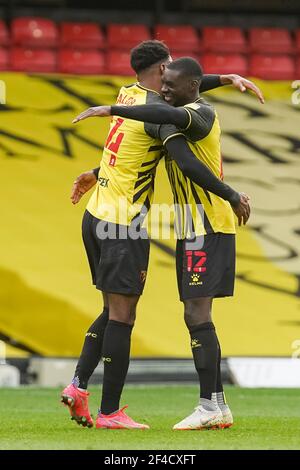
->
<box><xmin>176</xmin><ymin>233</ymin><xmax>236</xmax><ymax>301</ymax></box>
<box><xmin>82</xmin><ymin>210</ymin><xmax>150</xmax><ymax>296</ymax></box>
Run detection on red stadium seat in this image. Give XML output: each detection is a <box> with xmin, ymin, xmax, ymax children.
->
<box><xmin>295</xmin><ymin>30</ymin><xmax>300</xmax><ymax>52</ymax></box>
<box><xmin>58</xmin><ymin>49</ymin><xmax>105</xmax><ymax>74</ymax></box>
<box><xmin>0</xmin><ymin>48</ymin><xmax>9</xmax><ymax>70</ymax></box>
<box><xmin>249</xmin><ymin>55</ymin><xmax>295</xmax><ymax>79</ymax></box>
<box><xmin>106</xmin><ymin>50</ymin><xmax>133</xmax><ymax>75</ymax></box>
<box><xmin>249</xmin><ymin>28</ymin><xmax>293</xmax><ymax>54</ymax></box>
<box><xmin>155</xmin><ymin>25</ymin><xmax>200</xmax><ymax>52</ymax></box>
<box><xmin>12</xmin><ymin>17</ymin><xmax>58</xmax><ymax>48</ymax></box>
<box><xmin>171</xmin><ymin>51</ymin><xmax>200</xmax><ymax>61</ymax></box>
<box><xmin>0</xmin><ymin>20</ymin><xmax>9</xmax><ymax>46</ymax></box>
<box><xmin>11</xmin><ymin>47</ymin><xmax>56</xmax><ymax>72</ymax></box>
<box><xmin>107</xmin><ymin>24</ymin><xmax>150</xmax><ymax>50</ymax></box>
<box><xmin>202</xmin><ymin>27</ymin><xmax>247</xmax><ymax>53</ymax></box>
<box><xmin>202</xmin><ymin>54</ymin><xmax>248</xmax><ymax>76</ymax></box>
<box><xmin>60</xmin><ymin>22</ymin><xmax>105</xmax><ymax>49</ymax></box>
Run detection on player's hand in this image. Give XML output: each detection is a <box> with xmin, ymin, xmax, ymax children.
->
<box><xmin>72</xmin><ymin>106</ymin><xmax>111</xmax><ymax>123</ymax></box>
<box><xmin>71</xmin><ymin>170</ymin><xmax>97</xmax><ymax>204</ymax></box>
<box><xmin>221</xmin><ymin>74</ymin><xmax>265</xmax><ymax>104</ymax></box>
<box><xmin>232</xmin><ymin>192</ymin><xmax>251</xmax><ymax>226</ymax></box>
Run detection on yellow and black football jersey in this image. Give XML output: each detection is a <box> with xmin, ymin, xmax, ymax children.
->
<box><xmin>87</xmin><ymin>83</ymin><xmax>163</xmax><ymax>225</ymax></box>
<box><xmin>162</xmin><ymin>98</ymin><xmax>236</xmax><ymax>238</ymax></box>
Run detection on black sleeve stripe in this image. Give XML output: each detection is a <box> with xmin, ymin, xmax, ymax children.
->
<box><xmin>133</xmin><ymin>180</ymin><xmax>153</xmax><ymax>203</ymax></box>
<box><xmin>174</xmin><ymin>166</ymin><xmax>189</xmax><ymax>206</ymax></box>
<box><xmin>130</xmin><ymin>195</ymin><xmax>151</xmax><ymax>227</ymax></box>
<box><xmin>142</xmin><ymin>158</ymin><xmax>159</xmax><ymax>167</ymax></box>
<box><xmin>137</xmin><ymin>168</ymin><xmax>156</xmax><ymax>178</ymax></box>
<box><xmin>203</xmin><ymin>189</ymin><xmax>212</xmax><ymax>205</ymax></box>
<box><xmin>190</xmin><ymin>182</ymin><xmax>214</xmax><ymax>234</ymax></box>
<box><xmin>167</xmin><ymin>165</ymin><xmax>182</xmax><ymax>231</ymax></box>
<box><xmin>134</xmin><ymin>174</ymin><xmax>152</xmax><ymax>190</ymax></box>
<box><xmin>174</xmin><ymin>166</ymin><xmax>196</xmax><ymax>237</ymax></box>
<box><xmin>167</xmin><ymin>164</ymin><xmax>179</xmax><ymax>205</ymax></box>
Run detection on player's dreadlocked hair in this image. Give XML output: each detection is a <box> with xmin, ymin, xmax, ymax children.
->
<box><xmin>130</xmin><ymin>40</ymin><xmax>170</xmax><ymax>74</ymax></box>
<box><xmin>166</xmin><ymin>57</ymin><xmax>203</xmax><ymax>81</ymax></box>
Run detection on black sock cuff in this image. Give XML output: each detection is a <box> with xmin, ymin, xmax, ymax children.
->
<box><xmin>188</xmin><ymin>321</ymin><xmax>215</xmax><ymax>335</ymax></box>
<box><xmin>107</xmin><ymin>319</ymin><xmax>133</xmax><ymax>330</ymax></box>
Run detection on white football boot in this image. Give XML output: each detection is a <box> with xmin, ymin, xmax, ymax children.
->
<box><xmin>220</xmin><ymin>405</ymin><xmax>233</xmax><ymax>429</ymax></box>
<box><xmin>173</xmin><ymin>405</ymin><xmax>223</xmax><ymax>430</ymax></box>
<box><xmin>212</xmin><ymin>393</ymin><xmax>234</xmax><ymax>429</ymax></box>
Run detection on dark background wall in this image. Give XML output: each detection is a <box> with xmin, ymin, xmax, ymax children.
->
<box><xmin>1</xmin><ymin>0</ymin><xmax>300</xmax><ymax>27</ymax></box>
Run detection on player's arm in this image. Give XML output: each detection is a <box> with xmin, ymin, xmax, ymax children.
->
<box><xmin>72</xmin><ymin>75</ymin><xmax>263</xmax><ymax>125</ymax></box>
<box><xmin>200</xmin><ymin>74</ymin><xmax>264</xmax><ymax>103</ymax></box>
<box><xmin>163</xmin><ymin>135</ymin><xmax>250</xmax><ymax>225</ymax></box>
<box><xmin>220</xmin><ymin>74</ymin><xmax>264</xmax><ymax>103</ymax></box>
<box><xmin>117</xmin><ymin>108</ymin><xmax>244</xmax><ymax>209</ymax></box>
<box><xmin>111</xmin><ymin>104</ymin><xmax>189</xmax><ymax>127</ymax></box>
<box><xmin>199</xmin><ymin>74</ymin><xmax>222</xmax><ymax>92</ymax></box>
<box><xmin>159</xmin><ymin>109</ymin><xmax>251</xmax><ymax>224</ymax></box>
<box><xmin>81</xmin><ymin>73</ymin><xmax>265</xmax><ymax>126</ymax></box>
<box><xmin>163</xmin><ymin>134</ymin><xmax>239</xmax><ymax>206</ymax></box>
<box><xmin>73</xmin><ymin>104</ymin><xmax>188</xmax><ymax>126</ymax></box>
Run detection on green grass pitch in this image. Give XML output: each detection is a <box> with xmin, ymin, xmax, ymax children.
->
<box><xmin>0</xmin><ymin>385</ymin><xmax>299</xmax><ymax>450</ymax></box>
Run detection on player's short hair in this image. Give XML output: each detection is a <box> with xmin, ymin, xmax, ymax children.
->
<box><xmin>166</xmin><ymin>57</ymin><xmax>203</xmax><ymax>81</ymax></box>
<box><xmin>130</xmin><ymin>40</ymin><xmax>170</xmax><ymax>74</ymax></box>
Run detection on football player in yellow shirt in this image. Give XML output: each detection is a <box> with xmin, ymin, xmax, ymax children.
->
<box><xmin>92</xmin><ymin>56</ymin><xmax>246</xmax><ymax>430</ymax></box>
<box><xmin>62</xmin><ymin>41</ymin><xmax>259</xmax><ymax>430</ymax></box>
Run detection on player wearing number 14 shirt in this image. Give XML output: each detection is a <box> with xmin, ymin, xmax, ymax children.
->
<box><xmin>87</xmin><ymin>82</ymin><xmax>163</xmax><ymax>229</ymax></box>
